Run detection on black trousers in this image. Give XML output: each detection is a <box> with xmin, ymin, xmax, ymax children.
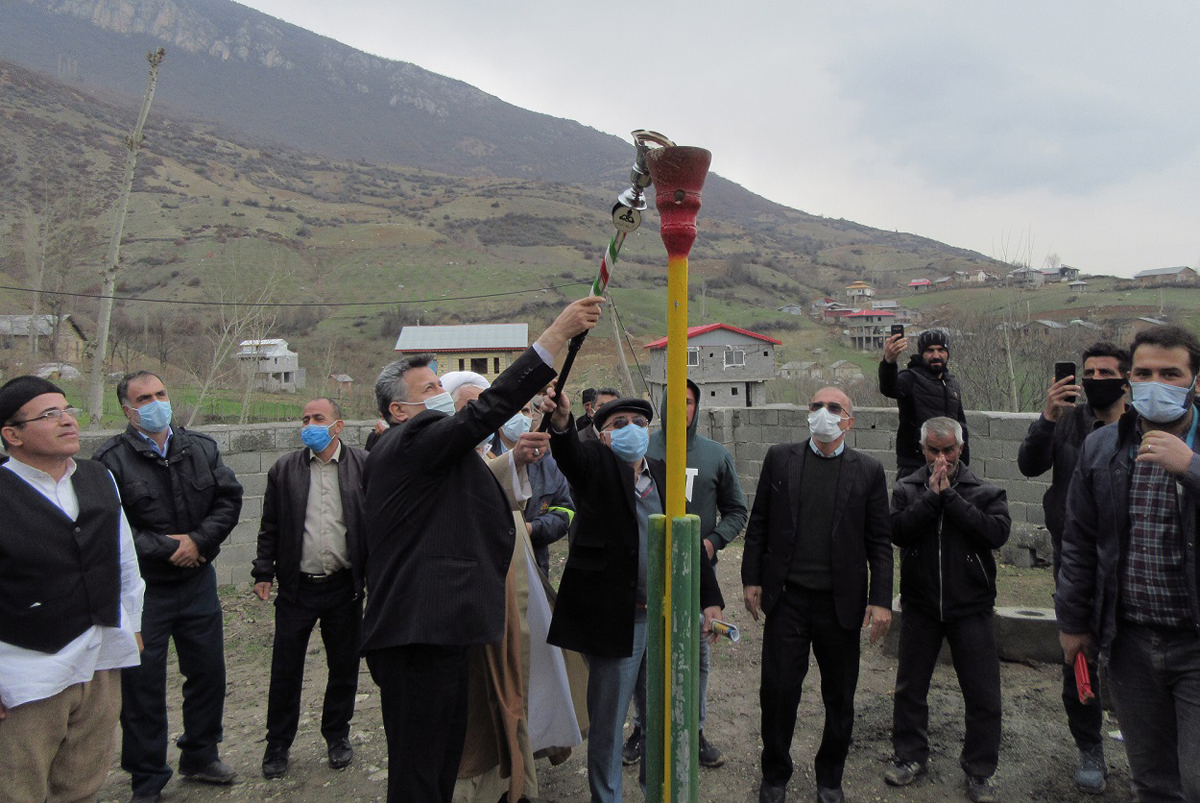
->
<box><xmin>892</xmin><ymin>605</ymin><xmax>1001</xmax><ymax>778</ymax></box>
<box><xmin>1052</xmin><ymin>555</ymin><xmax>1104</xmax><ymax>752</ymax></box>
<box><xmin>760</xmin><ymin>586</ymin><xmax>862</xmax><ymax>790</ymax></box>
<box><xmin>266</xmin><ymin>571</ymin><xmax>362</xmax><ymax>749</ymax></box>
<box><xmin>121</xmin><ymin>565</ymin><xmax>226</xmax><ymax>797</ymax></box>
<box><xmin>366</xmin><ymin>643</ymin><xmax>469</xmax><ymax>803</ymax></box>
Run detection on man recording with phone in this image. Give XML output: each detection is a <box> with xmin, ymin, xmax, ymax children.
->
<box><xmin>1016</xmin><ymin>342</ymin><xmax>1129</xmax><ymax>794</ymax></box>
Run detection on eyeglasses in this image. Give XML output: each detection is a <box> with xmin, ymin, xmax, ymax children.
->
<box><xmin>7</xmin><ymin>407</ymin><xmax>82</xmax><ymax>427</ymax></box>
<box><xmin>809</xmin><ymin>401</ymin><xmax>849</xmax><ymax>416</ymax></box>
<box><xmin>605</xmin><ymin>415</ymin><xmax>649</xmax><ymax>430</ymax></box>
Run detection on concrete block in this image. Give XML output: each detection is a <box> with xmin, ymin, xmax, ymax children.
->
<box><xmin>240</xmin><ymin>496</ymin><xmax>263</xmax><ymax>522</ymax></box>
<box><xmin>988</xmin><ymin>412</ymin><xmax>1041</xmax><ymax>440</ymax></box>
<box><xmin>964</xmin><ymin>411</ymin><xmax>992</xmax><ymax>438</ymax></box>
<box><xmin>736</xmin><ymin>424</ymin><xmax>762</xmax><ymax>444</ymax></box>
<box><xmin>994</xmin><ymin>607</ymin><xmax>1062</xmax><ymax>664</ymax></box>
<box><xmin>227</xmin><ymin>520</ymin><xmax>260</xmax><ymax>547</ymax></box>
<box><xmin>223</xmin><ymin>452</ymin><xmax>261</xmax><ymax>476</ymax></box>
<box><xmin>735</xmin><ymin>441</ymin><xmax>771</xmax><ymax>462</ymax></box>
<box><xmin>275</xmin><ymin>427</ymin><xmax>303</xmax><ymax>450</ymax></box>
<box><xmin>1002</xmin><ymin>439</ymin><xmax>1028</xmax><ymax>461</ymax></box>
<box><xmin>230</xmin><ymin>428</ymin><xmax>275</xmax><ymax>453</ymax></box>
<box><xmin>968</xmin><ymin>436</ymin><xmax>1004</xmax><ymax>460</ymax></box>
<box><xmin>852</xmin><ymin>429</ymin><xmax>892</xmax><ymax>451</ymax></box>
<box><xmin>239</xmin><ymin>472</ymin><xmax>268</xmax><ymax>498</ymax></box>
<box><xmin>1025</xmin><ymin>504</ymin><xmax>1045</xmax><ymax>526</ymax></box>
<box><xmin>1002</xmin><ymin>479</ymin><xmax>1050</xmax><ymax>506</ymax></box>
<box><xmin>215</xmin><ymin>542</ymin><xmax>256</xmax><ymax>581</ymax></box>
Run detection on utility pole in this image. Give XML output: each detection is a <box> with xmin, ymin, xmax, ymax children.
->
<box><xmin>87</xmin><ymin>47</ymin><xmax>165</xmax><ymax>428</ymax></box>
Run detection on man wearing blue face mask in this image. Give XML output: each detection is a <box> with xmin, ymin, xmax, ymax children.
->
<box><xmin>1058</xmin><ymin>324</ymin><xmax>1200</xmax><ymax>802</ymax></box>
<box><xmin>94</xmin><ymin>371</ymin><xmax>243</xmax><ymax>802</ymax></box>
<box><xmin>361</xmin><ymin>296</ymin><xmax>603</xmax><ymax>803</ymax></box>
<box><xmin>251</xmin><ymin>397</ymin><xmax>367</xmax><ymax>780</ymax></box>
<box><xmin>542</xmin><ymin>392</ymin><xmax>725</xmax><ymax>803</ymax></box>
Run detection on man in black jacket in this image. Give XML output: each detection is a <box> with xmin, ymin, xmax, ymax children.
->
<box><xmin>742</xmin><ymin>386</ymin><xmax>893</xmax><ymax>803</ymax></box>
<box><xmin>361</xmin><ymin>296</ymin><xmax>602</xmax><ymax>803</ymax></box>
<box><xmin>94</xmin><ymin>371</ymin><xmax>243</xmax><ymax>803</ymax></box>
<box><xmin>885</xmin><ymin>417</ymin><xmax>1009</xmax><ymax>803</ymax></box>
<box><xmin>543</xmin><ymin>392</ymin><xmax>724</xmax><ymax>803</ymax></box>
<box><xmin>1058</xmin><ymin>325</ymin><xmax>1200</xmax><ymax>802</ymax></box>
<box><xmin>1017</xmin><ymin>342</ymin><xmax>1128</xmax><ymax>793</ymax></box>
<box><xmin>252</xmin><ymin>397</ymin><xmax>367</xmax><ymax>779</ymax></box>
<box><xmin>879</xmin><ymin>329</ymin><xmax>970</xmax><ymax>479</ymax></box>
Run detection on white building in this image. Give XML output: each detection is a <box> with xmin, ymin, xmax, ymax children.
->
<box><xmin>237</xmin><ymin>338</ymin><xmax>306</xmax><ymax>393</ymax></box>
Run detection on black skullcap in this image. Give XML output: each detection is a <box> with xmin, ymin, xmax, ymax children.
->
<box><xmin>593</xmin><ymin>397</ymin><xmax>654</xmax><ymax>431</ymax></box>
<box><xmin>581</xmin><ymin>387</ymin><xmax>597</xmax><ymax>404</ymax></box>
<box><xmin>917</xmin><ymin>329</ymin><xmax>950</xmax><ymax>355</ymax></box>
<box><xmin>0</xmin><ymin>376</ymin><xmax>66</xmax><ymax>426</ymax></box>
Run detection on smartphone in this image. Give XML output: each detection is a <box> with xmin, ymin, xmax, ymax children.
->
<box><xmin>891</xmin><ymin>324</ymin><xmax>905</xmax><ymax>338</ymax></box>
<box><xmin>1055</xmin><ymin>361</ymin><xmax>1077</xmax><ymax>403</ymax></box>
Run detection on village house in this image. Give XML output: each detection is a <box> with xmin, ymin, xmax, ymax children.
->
<box><xmin>778</xmin><ymin>361</ymin><xmax>821</xmax><ymax>381</ymax></box>
<box><xmin>393</xmin><ymin>323</ymin><xmax>529</xmax><ymax>382</ymax></box>
<box><xmin>1134</xmin><ymin>265</ymin><xmax>1197</xmax><ymax>285</ymax></box>
<box><xmin>828</xmin><ymin>359</ymin><xmax>864</xmax><ymax>382</ymax></box>
<box><xmin>844</xmin><ymin>280</ymin><xmax>875</xmax><ymax>307</ymax></box>
<box><xmin>237</xmin><ymin>338</ymin><xmax>306</xmax><ymax>393</ymax></box>
<box><xmin>908</xmin><ymin>278</ymin><xmax>932</xmax><ymax>293</ymax></box>
<box><xmin>0</xmin><ymin>314</ymin><xmax>88</xmax><ymax>365</ymax></box>
<box><xmin>644</xmin><ymin>323</ymin><xmax>780</xmax><ymax>408</ymax></box>
<box><xmin>843</xmin><ymin>309</ymin><xmax>897</xmax><ymax>351</ymax></box>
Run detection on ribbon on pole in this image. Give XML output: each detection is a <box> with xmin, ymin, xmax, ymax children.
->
<box><xmin>537</xmin><ymin>130</ymin><xmax>675</xmax><ymax>431</ymax></box>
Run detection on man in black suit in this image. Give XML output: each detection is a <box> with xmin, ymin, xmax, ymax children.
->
<box><xmin>542</xmin><ymin>392</ymin><xmax>725</xmax><ymax>803</ymax></box>
<box><xmin>252</xmin><ymin>397</ymin><xmax>367</xmax><ymax>779</ymax></box>
<box><xmin>742</xmin><ymin>386</ymin><xmax>893</xmax><ymax>803</ymax></box>
<box><xmin>360</xmin><ymin>296</ymin><xmax>603</xmax><ymax>803</ymax></box>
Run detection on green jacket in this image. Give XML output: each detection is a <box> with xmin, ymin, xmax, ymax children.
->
<box><xmin>646</xmin><ymin>389</ymin><xmax>748</xmax><ymax>552</ymax></box>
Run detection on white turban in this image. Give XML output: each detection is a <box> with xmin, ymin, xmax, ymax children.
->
<box><xmin>440</xmin><ymin>371</ymin><xmax>491</xmax><ymax>400</ymax></box>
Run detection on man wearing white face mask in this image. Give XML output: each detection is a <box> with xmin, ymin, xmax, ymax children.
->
<box><xmin>95</xmin><ymin>371</ymin><xmax>244</xmax><ymax>801</ymax></box>
<box><xmin>1058</xmin><ymin>324</ymin><xmax>1200</xmax><ymax>802</ymax></box>
<box><xmin>361</xmin><ymin>296</ymin><xmax>603</xmax><ymax>803</ymax></box>
<box><xmin>742</xmin><ymin>387</ymin><xmax>893</xmax><ymax>803</ymax></box>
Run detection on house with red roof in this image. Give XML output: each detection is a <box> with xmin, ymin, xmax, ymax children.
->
<box><xmin>643</xmin><ymin>323</ymin><xmax>781</xmax><ymax>407</ymax></box>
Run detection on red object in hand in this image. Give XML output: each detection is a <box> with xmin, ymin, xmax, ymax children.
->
<box><xmin>1075</xmin><ymin>651</ymin><xmax>1095</xmax><ymax>704</ymax></box>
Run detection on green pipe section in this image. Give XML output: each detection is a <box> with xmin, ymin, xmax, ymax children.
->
<box><xmin>646</xmin><ymin>514</ymin><xmax>667</xmax><ymax>799</ymax></box>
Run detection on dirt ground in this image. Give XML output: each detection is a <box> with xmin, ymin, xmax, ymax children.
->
<box><xmin>99</xmin><ymin>541</ymin><xmax>1131</xmax><ymax>802</ymax></box>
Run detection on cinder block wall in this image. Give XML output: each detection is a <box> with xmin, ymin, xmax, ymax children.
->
<box><xmin>694</xmin><ymin>405</ymin><xmax>1053</xmax><ymax>568</ymax></box>
<box><xmin>77</xmin><ymin>422</ymin><xmax>379</xmax><ymax>587</ymax></box>
<box><xmin>70</xmin><ymin>408</ymin><xmax>1052</xmax><ymax>588</ymax></box>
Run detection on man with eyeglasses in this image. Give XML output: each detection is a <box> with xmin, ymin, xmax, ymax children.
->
<box><xmin>542</xmin><ymin>393</ymin><xmax>724</xmax><ymax>803</ymax></box>
<box><xmin>94</xmin><ymin>371</ymin><xmax>243</xmax><ymax>802</ymax></box>
<box><xmin>885</xmin><ymin>417</ymin><xmax>1010</xmax><ymax>803</ymax></box>
<box><xmin>0</xmin><ymin>376</ymin><xmax>144</xmax><ymax>802</ymax></box>
<box><xmin>742</xmin><ymin>387</ymin><xmax>893</xmax><ymax>803</ymax></box>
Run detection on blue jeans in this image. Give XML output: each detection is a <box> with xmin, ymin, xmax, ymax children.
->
<box><xmin>1106</xmin><ymin>623</ymin><xmax>1200</xmax><ymax>802</ymax></box>
<box><xmin>586</xmin><ymin>618</ymin><xmax>647</xmax><ymax>803</ymax></box>
<box><xmin>631</xmin><ymin>614</ymin><xmax>709</xmax><ymax>733</ymax></box>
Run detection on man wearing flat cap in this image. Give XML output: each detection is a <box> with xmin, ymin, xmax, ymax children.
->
<box><xmin>542</xmin><ymin>392</ymin><xmax>725</xmax><ymax>803</ymax></box>
<box><xmin>0</xmin><ymin>376</ymin><xmax>145</xmax><ymax>801</ymax></box>
<box><xmin>880</xmin><ymin>328</ymin><xmax>970</xmax><ymax>479</ymax></box>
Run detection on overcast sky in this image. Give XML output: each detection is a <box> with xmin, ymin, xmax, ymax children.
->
<box><xmin>237</xmin><ymin>0</ymin><xmax>1199</xmax><ymax>277</ymax></box>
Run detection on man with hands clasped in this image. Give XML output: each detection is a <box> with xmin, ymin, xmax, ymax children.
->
<box><xmin>742</xmin><ymin>387</ymin><xmax>893</xmax><ymax>803</ymax></box>
<box><xmin>1057</xmin><ymin>325</ymin><xmax>1200</xmax><ymax>802</ymax></box>
<box><xmin>885</xmin><ymin>417</ymin><xmax>1010</xmax><ymax>803</ymax></box>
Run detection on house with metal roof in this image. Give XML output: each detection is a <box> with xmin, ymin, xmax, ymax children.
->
<box><xmin>1133</xmin><ymin>266</ymin><xmax>1197</xmax><ymax>285</ymax></box>
<box><xmin>0</xmin><ymin>314</ymin><xmax>88</xmax><ymax>364</ymax></box>
<box><xmin>843</xmin><ymin>309</ymin><xmax>897</xmax><ymax>351</ymax></box>
<box><xmin>644</xmin><ymin>323</ymin><xmax>780</xmax><ymax>407</ymax></box>
<box><xmin>393</xmin><ymin>323</ymin><xmax>529</xmax><ymax>382</ymax></box>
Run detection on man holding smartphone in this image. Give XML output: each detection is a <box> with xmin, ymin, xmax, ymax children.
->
<box><xmin>1017</xmin><ymin>342</ymin><xmax>1129</xmax><ymax>793</ymax></box>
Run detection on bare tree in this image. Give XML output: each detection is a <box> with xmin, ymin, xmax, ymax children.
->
<box><xmin>87</xmin><ymin>48</ymin><xmax>165</xmax><ymax>429</ymax></box>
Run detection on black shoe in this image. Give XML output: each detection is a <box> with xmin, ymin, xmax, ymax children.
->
<box><xmin>758</xmin><ymin>781</ymin><xmax>787</xmax><ymax>803</ymax></box>
<box><xmin>883</xmin><ymin>758</ymin><xmax>927</xmax><ymax>786</ymax></box>
<box><xmin>966</xmin><ymin>774</ymin><xmax>998</xmax><ymax>803</ymax></box>
<box><xmin>179</xmin><ymin>759</ymin><xmax>238</xmax><ymax>785</ymax></box>
<box><xmin>698</xmin><ymin>730</ymin><xmax>724</xmax><ymax>768</ymax></box>
<box><xmin>816</xmin><ymin>786</ymin><xmax>845</xmax><ymax>803</ymax></box>
<box><xmin>328</xmin><ymin>737</ymin><xmax>353</xmax><ymax>770</ymax></box>
<box><xmin>622</xmin><ymin>726</ymin><xmax>643</xmax><ymax>766</ymax></box>
<box><xmin>262</xmin><ymin>744</ymin><xmax>289</xmax><ymax>779</ymax></box>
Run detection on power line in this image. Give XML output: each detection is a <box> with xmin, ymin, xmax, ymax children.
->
<box><xmin>0</xmin><ymin>280</ymin><xmax>590</xmax><ymax>309</ymax></box>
